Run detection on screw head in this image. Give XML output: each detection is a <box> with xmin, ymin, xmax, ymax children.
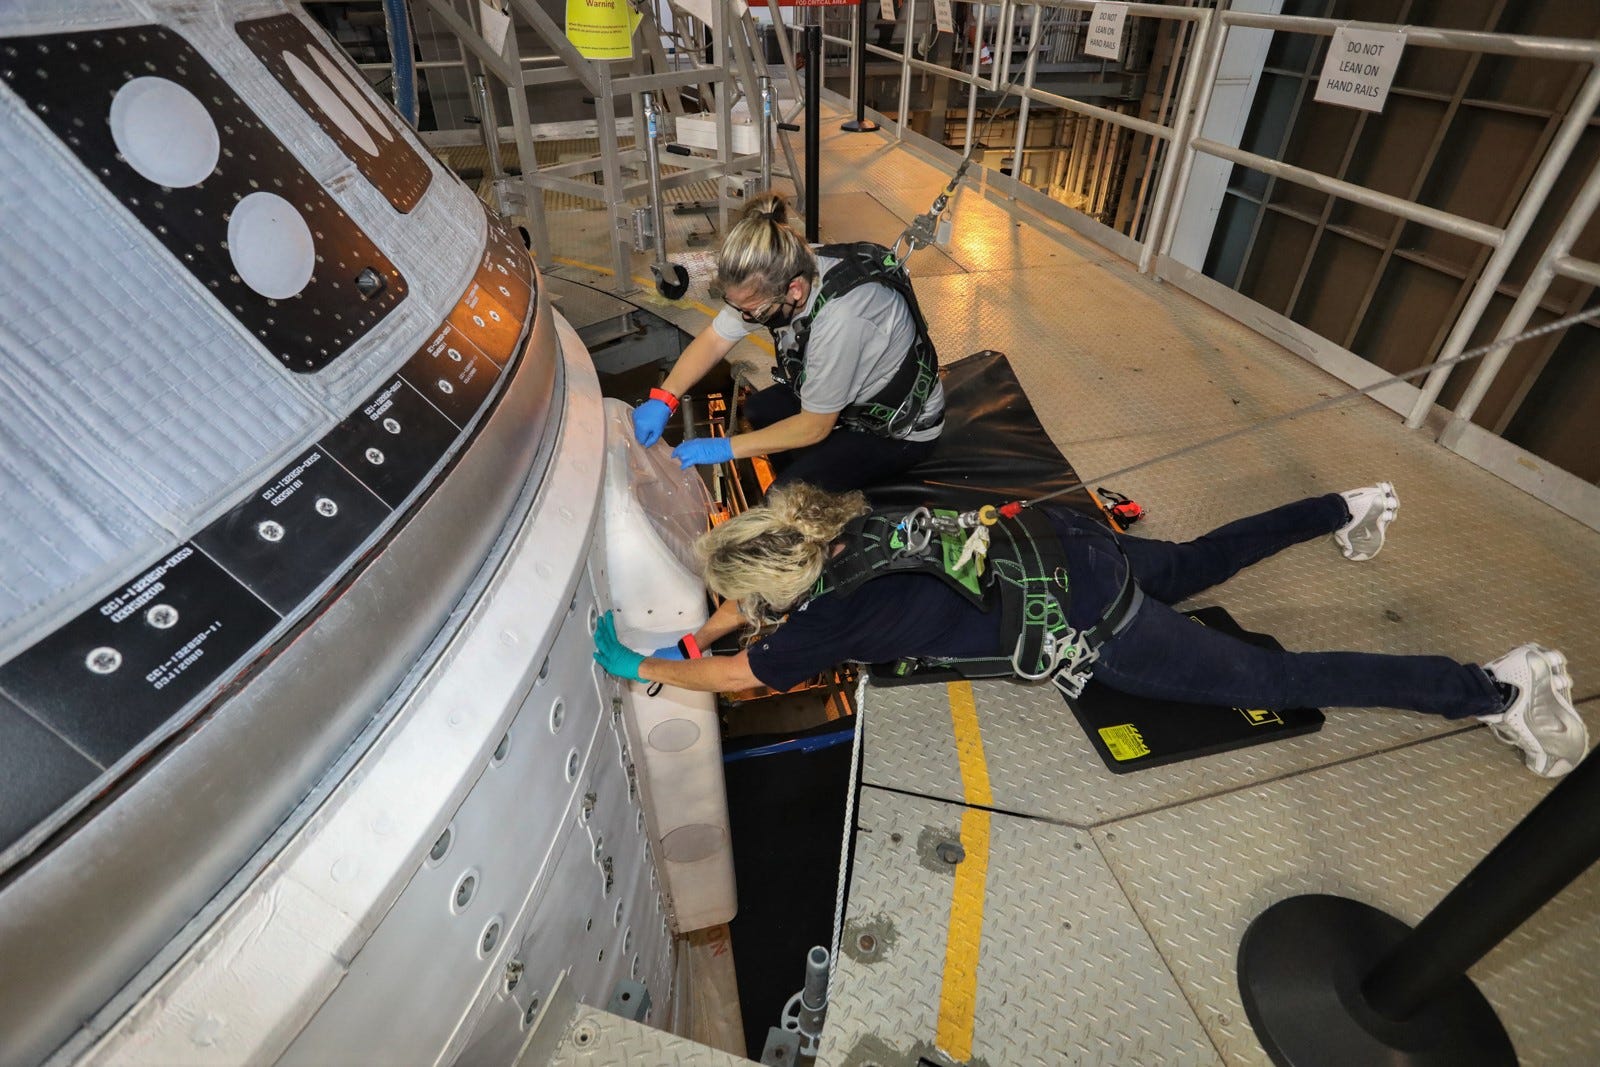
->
<box><xmin>381</xmin><ymin>417</ymin><xmax>400</xmax><ymax>435</ymax></box>
<box><xmin>315</xmin><ymin>497</ymin><xmax>338</xmax><ymax>518</ymax></box>
<box><xmin>257</xmin><ymin>519</ymin><xmax>285</xmax><ymax>543</ymax></box>
<box><xmin>145</xmin><ymin>604</ymin><xmax>178</xmax><ymax>629</ymax></box>
<box><xmin>936</xmin><ymin>841</ymin><xmax>966</xmax><ymax>865</ymax></box>
<box><xmin>438</xmin><ymin>379</ymin><xmax>455</xmax><ymax>394</ymax></box>
<box><xmin>364</xmin><ymin>447</ymin><xmax>385</xmax><ymax>466</ymax></box>
<box><xmin>85</xmin><ymin>646</ymin><xmax>122</xmax><ymax>674</ymax></box>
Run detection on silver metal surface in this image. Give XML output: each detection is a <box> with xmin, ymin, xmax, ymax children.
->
<box><xmin>4</xmin><ymin>278</ymin><xmax>560</xmax><ymax>1067</ymax></box>
<box><xmin>818</xmin><ymin>786</ymin><xmax>1218</xmax><ymax>1066</ymax></box>
<box><xmin>1097</xmin><ymin>731</ymin><xmax>1600</xmax><ymax>1066</ymax></box>
<box><xmin>545</xmin><ymin>1003</ymin><xmax>752</xmax><ymax>1066</ymax></box>
<box><xmin>532</xmin><ymin>97</ymin><xmax>1600</xmax><ymax>1064</ymax></box>
<box><xmin>862</xmin><ymin>679</ymin><xmax>1470</xmax><ymax>827</ymax></box>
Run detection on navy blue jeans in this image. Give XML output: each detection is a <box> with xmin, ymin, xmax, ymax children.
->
<box><xmin>1050</xmin><ymin>495</ymin><xmax>1502</xmax><ymax>719</ymax></box>
<box><xmin>743</xmin><ymin>385</ymin><xmax>936</xmax><ymax>493</ymax></box>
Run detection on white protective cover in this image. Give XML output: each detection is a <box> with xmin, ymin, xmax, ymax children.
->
<box><xmin>601</xmin><ymin>399</ymin><xmax>736</xmax><ymax>932</ymax></box>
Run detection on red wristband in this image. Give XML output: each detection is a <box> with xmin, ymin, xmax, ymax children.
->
<box><xmin>677</xmin><ymin>633</ymin><xmax>703</xmax><ymax>659</ymax></box>
<box><xmin>649</xmin><ymin>387</ymin><xmax>680</xmax><ymax>414</ymax></box>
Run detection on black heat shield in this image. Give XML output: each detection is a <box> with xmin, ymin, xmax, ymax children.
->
<box><xmin>864</xmin><ymin>350</ymin><xmax>1110</xmax><ymax>523</ymax></box>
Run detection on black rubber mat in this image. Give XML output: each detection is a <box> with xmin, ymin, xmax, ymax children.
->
<box><xmin>1064</xmin><ymin>605</ymin><xmax>1325</xmax><ymax>772</ymax></box>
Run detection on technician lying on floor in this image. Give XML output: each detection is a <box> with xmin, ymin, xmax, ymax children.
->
<box><xmin>595</xmin><ymin>482</ymin><xmax>1590</xmax><ymax>778</ymax></box>
<box><xmin>629</xmin><ymin>193</ymin><xmax>944</xmax><ymax>492</ymax></box>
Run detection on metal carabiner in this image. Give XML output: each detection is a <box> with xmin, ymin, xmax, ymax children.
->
<box><xmin>898</xmin><ymin>506</ymin><xmax>933</xmax><ymax>556</ymax></box>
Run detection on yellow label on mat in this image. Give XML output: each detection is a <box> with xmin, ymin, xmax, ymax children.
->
<box><xmin>1098</xmin><ymin>723</ymin><xmax>1150</xmax><ymax>761</ymax></box>
<box><xmin>566</xmin><ymin>0</ymin><xmax>638</xmax><ymax>60</ymax></box>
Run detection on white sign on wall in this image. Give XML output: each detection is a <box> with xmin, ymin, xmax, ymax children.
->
<box><xmin>1314</xmin><ymin>26</ymin><xmax>1406</xmax><ymax>113</ymax></box>
<box><xmin>479</xmin><ymin>0</ymin><xmax>511</xmax><ymax>55</ymax></box>
<box><xmin>933</xmin><ymin>0</ymin><xmax>953</xmax><ymax>35</ymax></box>
<box><xmin>1084</xmin><ymin>3</ymin><xmax>1129</xmax><ymax>61</ymax></box>
<box><xmin>880</xmin><ymin>0</ymin><xmax>895</xmax><ymax>21</ymax></box>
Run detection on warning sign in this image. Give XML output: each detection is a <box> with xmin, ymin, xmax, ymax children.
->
<box><xmin>1099</xmin><ymin>723</ymin><xmax>1151</xmax><ymax>762</ymax></box>
<box><xmin>933</xmin><ymin>0</ymin><xmax>953</xmax><ymax>34</ymax></box>
<box><xmin>1314</xmin><ymin>26</ymin><xmax>1405</xmax><ymax>113</ymax></box>
<box><xmin>1084</xmin><ymin>3</ymin><xmax>1128</xmax><ymax>61</ymax></box>
<box><xmin>565</xmin><ymin>0</ymin><xmax>639</xmax><ymax>60</ymax></box>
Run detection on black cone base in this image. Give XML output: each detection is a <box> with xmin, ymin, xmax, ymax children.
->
<box><xmin>841</xmin><ymin>118</ymin><xmax>880</xmax><ymax>132</ymax></box>
<box><xmin>1238</xmin><ymin>895</ymin><xmax>1515</xmax><ymax>1067</ymax></box>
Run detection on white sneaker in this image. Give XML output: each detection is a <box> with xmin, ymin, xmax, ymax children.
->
<box><xmin>1334</xmin><ymin>482</ymin><xmax>1399</xmax><ymax>561</ymax></box>
<box><xmin>1480</xmin><ymin>644</ymin><xmax>1589</xmax><ymax>778</ymax></box>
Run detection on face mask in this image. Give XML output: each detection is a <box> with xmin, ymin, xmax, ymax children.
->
<box><xmin>758</xmin><ymin>298</ymin><xmax>799</xmax><ymax>330</ymax></box>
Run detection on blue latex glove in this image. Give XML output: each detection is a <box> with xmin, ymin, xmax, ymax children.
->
<box><xmin>672</xmin><ymin>436</ymin><xmax>734</xmax><ymax>469</ymax></box>
<box><xmin>653</xmin><ymin>644</ymin><xmax>686</xmax><ymax>660</ymax></box>
<box><xmin>633</xmin><ymin>398</ymin><xmax>673</xmax><ymax>447</ymax></box>
<box><xmin>592</xmin><ymin>611</ymin><xmax>645</xmax><ymax>683</ymax></box>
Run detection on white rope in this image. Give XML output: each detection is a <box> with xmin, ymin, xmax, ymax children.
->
<box><xmin>828</xmin><ymin>671</ymin><xmax>870</xmax><ymax>990</ymax></box>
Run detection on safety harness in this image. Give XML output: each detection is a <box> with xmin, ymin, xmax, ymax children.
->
<box><xmin>774</xmin><ymin>242</ymin><xmax>942</xmax><ymax>439</ymax></box>
<box><xmin>807</xmin><ymin>506</ymin><xmax>1143</xmax><ymax>697</ymax></box>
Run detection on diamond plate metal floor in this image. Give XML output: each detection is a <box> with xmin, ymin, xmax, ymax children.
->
<box><xmin>530</xmin><ymin>101</ymin><xmax>1600</xmax><ymax>1066</ymax></box>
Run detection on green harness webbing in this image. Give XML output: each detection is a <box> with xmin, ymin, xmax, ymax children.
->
<box><xmin>774</xmin><ymin>242</ymin><xmax>941</xmax><ymax>439</ymax></box>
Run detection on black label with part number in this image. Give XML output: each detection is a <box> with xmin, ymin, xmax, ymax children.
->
<box><xmin>193</xmin><ymin>446</ymin><xmax>391</xmax><ymax>614</ymax></box>
<box><xmin>319</xmin><ymin>377</ymin><xmax>460</xmax><ymax>508</ymax></box>
<box><xmin>399</xmin><ymin>321</ymin><xmax>502</xmax><ymax>428</ymax></box>
<box><xmin>0</xmin><ymin>546</ymin><xmax>280</xmax><ymax>765</ymax></box>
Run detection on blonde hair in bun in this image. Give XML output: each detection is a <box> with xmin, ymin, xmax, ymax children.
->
<box><xmin>715</xmin><ymin>192</ymin><xmax>817</xmax><ymax>301</ymax></box>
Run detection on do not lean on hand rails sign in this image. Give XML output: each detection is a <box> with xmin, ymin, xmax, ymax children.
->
<box><xmin>1314</xmin><ymin>26</ymin><xmax>1406</xmax><ymax>113</ymax></box>
<box><xmin>1085</xmin><ymin>3</ymin><xmax>1128</xmax><ymax>61</ymax></box>
<box><xmin>933</xmin><ymin>0</ymin><xmax>953</xmax><ymax>35</ymax></box>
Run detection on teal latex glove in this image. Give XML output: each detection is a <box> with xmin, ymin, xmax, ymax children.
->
<box><xmin>672</xmin><ymin>436</ymin><xmax>734</xmax><ymax>469</ymax></box>
<box><xmin>592</xmin><ymin>611</ymin><xmax>645</xmax><ymax>683</ymax></box>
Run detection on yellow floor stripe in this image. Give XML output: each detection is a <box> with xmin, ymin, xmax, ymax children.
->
<box><xmin>936</xmin><ymin>681</ymin><xmax>992</xmax><ymax>1061</ymax></box>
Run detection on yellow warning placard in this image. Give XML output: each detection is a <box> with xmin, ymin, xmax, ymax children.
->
<box><xmin>1237</xmin><ymin>707</ymin><xmax>1284</xmax><ymax>727</ymax></box>
<box><xmin>566</xmin><ymin>0</ymin><xmax>638</xmax><ymax>61</ymax></box>
<box><xmin>1098</xmin><ymin>723</ymin><xmax>1150</xmax><ymax>762</ymax></box>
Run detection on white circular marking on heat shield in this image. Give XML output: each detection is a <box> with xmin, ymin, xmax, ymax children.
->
<box><xmin>108</xmin><ymin>76</ymin><xmax>220</xmax><ymax>188</ymax></box>
<box><xmin>282</xmin><ymin>50</ymin><xmax>378</xmax><ymax>156</ymax></box>
<box><xmin>306</xmin><ymin>45</ymin><xmax>396</xmax><ymax>142</ymax></box>
<box><xmin>228</xmin><ymin>191</ymin><xmax>316</xmax><ymax>299</ymax></box>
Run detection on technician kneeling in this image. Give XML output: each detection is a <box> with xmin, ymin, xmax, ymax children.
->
<box><xmin>631</xmin><ymin>193</ymin><xmax>944</xmax><ymax>492</ymax></box>
<box><xmin>595</xmin><ymin>482</ymin><xmax>1590</xmax><ymax>779</ymax></box>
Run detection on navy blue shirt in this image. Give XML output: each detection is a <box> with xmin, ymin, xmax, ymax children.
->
<box><xmin>746</xmin><ymin>573</ymin><xmax>1001</xmax><ymax>691</ymax></box>
<box><xmin>744</xmin><ymin>507</ymin><xmax>1120</xmax><ymax>691</ymax></box>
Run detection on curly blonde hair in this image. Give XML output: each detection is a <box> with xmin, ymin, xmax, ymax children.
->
<box><xmin>696</xmin><ymin>482</ymin><xmax>869</xmax><ymax>630</ymax></box>
<box><xmin>715</xmin><ymin>193</ymin><xmax>817</xmax><ymax>301</ymax></box>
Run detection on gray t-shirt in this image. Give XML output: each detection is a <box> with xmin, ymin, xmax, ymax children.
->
<box><xmin>712</xmin><ymin>253</ymin><xmax>944</xmax><ymax>442</ymax></box>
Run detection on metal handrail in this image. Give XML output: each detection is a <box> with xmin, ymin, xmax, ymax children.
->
<box><xmin>840</xmin><ymin>0</ymin><xmax>1214</xmax><ymax>269</ymax></box>
<box><xmin>1147</xmin><ymin>8</ymin><xmax>1600</xmax><ymax>431</ymax></box>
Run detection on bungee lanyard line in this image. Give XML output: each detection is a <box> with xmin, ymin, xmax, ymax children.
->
<box><xmin>1006</xmin><ymin>303</ymin><xmax>1600</xmax><ymax>516</ymax></box>
<box><xmin>894</xmin><ymin>55</ymin><xmax>1035</xmax><ymax>265</ymax></box>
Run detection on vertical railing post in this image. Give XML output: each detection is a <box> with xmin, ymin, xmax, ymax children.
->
<box><xmin>843</xmin><ymin>0</ymin><xmax>881</xmax><ymax>130</ymax></box>
<box><xmin>805</xmin><ymin>24</ymin><xmax>822</xmax><ymax>242</ymax></box>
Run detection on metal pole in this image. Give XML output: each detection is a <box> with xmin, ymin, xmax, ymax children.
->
<box><xmin>759</xmin><ymin>75</ymin><xmax>775</xmax><ymax>188</ymax></box>
<box><xmin>1363</xmin><ymin>751</ymin><xmax>1600</xmax><ymax>1021</ymax></box>
<box><xmin>1153</xmin><ymin>10</ymin><xmax>1228</xmax><ymax>264</ymax></box>
<box><xmin>962</xmin><ymin>2</ymin><xmax>987</xmax><ymax>156</ymax></box>
<box><xmin>1448</xmin><ymin>155</ymin><xmax>1600</xmax><ymax>426</ymax></box>
<box><xmin>843</xmin><ymin>0</ymin><xmax>881</xmax><ymax>130</ymax></box>
<box><xmin>896</xmin><ymin>0</ymin><xmax>917</xmax><ymax>141</ymax></box>
<box><xmin>1136</xmin><ymin>9</ymin><xmax>1210</xmax><ymax>273</ymax></box>
<box><xmin>1405</xmin><ymin>60</ymin><xmax>1600</xmax><ymax>428</ymax></box>
<box><xmin>1009</xmin><ymin>3</ymin><xmax>1042</xmax><ymax>193</ymax></box>
<box><xmin>805</xmin><ymin>24</ymin><xmax>822</xmax><ymax>242</ymax></box>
